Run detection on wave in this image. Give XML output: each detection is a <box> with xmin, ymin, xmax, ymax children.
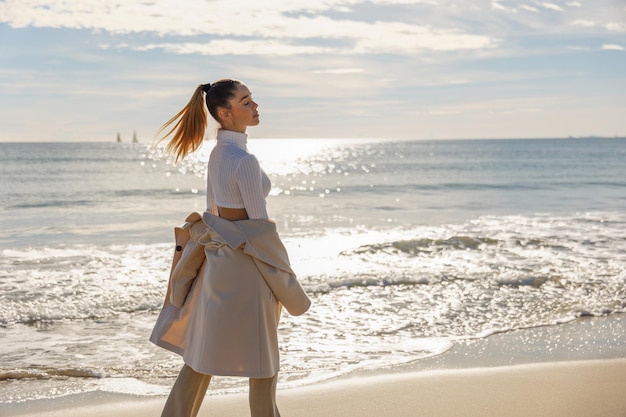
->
<box><xmin>0</xmin><ymin>305</ymin><xmax>160</xmax><ymax>327</ymax></box>
<box><xmin>283</xmin><ymin>182</ymin><xmax>554</xmax><ymax>195</ymax></box>
<box><xmin>0</xmin><ymin>243</ymin><xmax>172</xmax><ymax>326</ymax></box>
<box><xmin>5</xmin><ymin>188</ymin><xmax>202</xmax><ymax>210</ymax></box>
<box><xmin>0</xmin><ymin>368</ymin><xmax>102</xmax><ymax>381</ymax></box>
<box><xmin>283</xmin><ymin>182</ymin><xmax>626</xmax><ymax>202</ymax></box>
<box><xmin>305</xmin><ymin>271</ymin><xmax>556</xmax><ymax>294</ymax></box>
<box><xmin>307</xmin><ymin>275</ymin><xmax>432</xmax><ymax>294</ymax></box>
<box><xmin>344</xmin><ymin>234</ymin><xmax>588</xmax><ymax>257</ymax></box>
<box><xmin>8</xmin><ymin>199</ymin><xmax>96</xmax><ymax>209</ymax></box>
<box><xmin>347</xmin><ymin>235</ymin><xmax>500</xmax><ymax>255</ymax></box>
<box><xmin>112</xmin><ymin>188</ymin><xmax>203</xmax><ymax>198</ymax></box>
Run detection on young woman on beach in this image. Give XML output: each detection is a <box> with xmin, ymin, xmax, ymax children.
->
<box><xmin>150</xmin><ymin>79</ymin><xmax>311</xmax><ymax>417</ymax></box>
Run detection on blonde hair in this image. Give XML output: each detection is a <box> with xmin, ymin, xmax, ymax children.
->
<box><xmin>156</xmin><ymin>79</ymin><xmax>242</xmax><ymax>162</ymax></box>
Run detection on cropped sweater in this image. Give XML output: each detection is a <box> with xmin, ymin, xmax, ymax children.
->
<box><xmin>206</xmin><ymin>130</ymin><xmax>271</xmax><ymax>219</ymax></box>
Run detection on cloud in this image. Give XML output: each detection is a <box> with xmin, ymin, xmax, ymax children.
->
<box><xmin>0</xmin><ymin>0</ymin><xmax>495</xmax><ymax>57</ymax></box>
<box><xmin>491</xmin><ymin>1</ymin><xmax>582</xmax><ymax>15</ymax></box>
<box><xmin>605</xmin><ymin>22</ymin><xmax>626</xmax><ymax>33</ymax></box>
<box><xmin>0</xmin><ymin>1</ymin><xmax>473</xmax><ymax>42</ymax></box>
<box><xmin>420</xmin><ymin>110</ymin><xmax>461</xmax><ymax>116</ymax></box>
<box><xmin>121</xmin><ymin>18</ymin><xmax>495</xmax><ymax>56</ymax></box>
<box><xmin>601</xmin><ymin>44</ymin><xmax>625</xmax><ymax>51</ymax></box>
<box><xmin>566</xmin><ymin>45</ymin><xmax>592</xmax><ymax>51</ymax></box>
<box><xmin>312</xmin><ymin>68</ymin><xmax>365</xmax><ymax>74</ymax></box>
<box><xmin>571</xmin><ymin>19</ymin><xmax>596</xmax><ymax>28</ymax></box>
<box><xmin>135</xmin><ymin>40</ymin><xmax>335</xmax><ymax>56</ymax></box>
<box><xmin>572</xmin><ymin>20</ymin><xmax>626</xmax><ymax>33</ymax></box>
<box><xmin>541</xmin><ymin>2</ymin><xmax>565</xmax><ymax>12</ymax></box>
<box><xmin>490</xmin><ymin>2</ymin><xmax>508</xmax><ymax>12</ymax></box>
<box><xmin>1</xmin><ymin>0</ymin><xmax>623</xmax><ymax>60</ymax></box>
<box><xmin>416</xmin><ymin>96</ymin><xmax>567</xmax><ymax>118</ymax></box>
<box><xmin>520</xmin><ymin>5</ymin><xmax>540</xmax><ymax>13</ymax></box>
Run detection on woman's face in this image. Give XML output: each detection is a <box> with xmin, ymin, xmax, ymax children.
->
<box><xmin>221</xmin><ymin>84</ymin><xmax>259</xmax><ymax>133</ymax></box>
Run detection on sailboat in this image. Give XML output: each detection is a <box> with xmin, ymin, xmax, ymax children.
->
<box><xmin>132</xmin><ymin>130</ymin><xmax>138</xmax><ymax>143</ymax></box>
<box><xmin>117</xmin><ymin>132</ymin><xmax>121</xmax><ymax>143</ymax></box>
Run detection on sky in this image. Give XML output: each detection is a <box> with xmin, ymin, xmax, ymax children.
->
<box><xmin>0</xmin><ymin>0</ymin><xmax>625</xmax><ymax>142</ymax></box>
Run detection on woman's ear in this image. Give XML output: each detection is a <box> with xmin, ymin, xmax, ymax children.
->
<box><xmin>217</xmin><ymin>108</ymin><xmax>231</xmax><ymax>125</ymax></box>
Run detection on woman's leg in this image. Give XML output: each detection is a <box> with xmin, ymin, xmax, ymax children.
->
<box><xmin>161</xmin><ymin>364</ymin><xmax>212</xmax><ymax>417</ymax></box>
<box><xmin>249</xmin><ymin>373</ymin><xmax>281</xmax><ymax>417</ymax></box>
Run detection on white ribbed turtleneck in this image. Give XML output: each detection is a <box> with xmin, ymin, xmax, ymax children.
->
<box><xmin>206</xmin><ymin>130</ymin><xmax>270</xmax><ymax>219</ymax></box>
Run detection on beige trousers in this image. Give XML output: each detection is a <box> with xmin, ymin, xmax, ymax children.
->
<box><xmin>160</xmin><ymin>364</ymin><xmax>281</xmax><ymax>417</ymax></box>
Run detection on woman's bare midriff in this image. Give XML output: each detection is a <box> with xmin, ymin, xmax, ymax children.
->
<box><xmin>218</xmin><ymin>206</ymin><xmax>249</xmax><ymax>221</ymax></box>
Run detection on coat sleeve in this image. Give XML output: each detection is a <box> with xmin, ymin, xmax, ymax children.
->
<box><xmin>169</xmin><ymin>239</ymin><xmax>205</xmax><ymax>307</ymax></box>
<box><xmin>252</xmin><ymin>259</ymin><xmax>311</xmax><ymax>316</ymax></box>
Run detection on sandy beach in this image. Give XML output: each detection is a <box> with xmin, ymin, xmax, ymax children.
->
<box><xmin>6</xmin><ymin>315</ymin><xmax>626</xmax><ymax>417</ymax></box>
<box><xmin>6</xmin><ymin>359</ymin><xmax>626</xmax><ymax>417</ymax></box>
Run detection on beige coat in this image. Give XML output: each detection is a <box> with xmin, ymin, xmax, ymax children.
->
<box><xmin>150</xmin><ymin>212</ymin><xmax>311</xmax><ymax>378</ymax></box>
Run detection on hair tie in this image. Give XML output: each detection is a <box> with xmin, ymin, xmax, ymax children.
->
<box><xmin>201</xmin><ymin>83</ymin><xmax>212</xmax><ymax>93</ymax></box>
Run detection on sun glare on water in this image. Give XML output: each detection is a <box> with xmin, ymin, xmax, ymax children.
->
<box><xmin>248</xmin><ymin>138</ymin><xmax>371</xmax><ymax>176</ymax></box>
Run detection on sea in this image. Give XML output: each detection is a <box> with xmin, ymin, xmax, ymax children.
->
<box><xmin>1</xmin><ymin>137</ymin><xmax>625</xmax><ymax>403</ymax></box>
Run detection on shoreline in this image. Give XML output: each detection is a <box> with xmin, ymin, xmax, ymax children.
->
<box><xmin>390</xmin><ymin>313</ymin><xmax>626</xmax><ymax>372</ymax></box>
<box><xmin>5</xmin><ymin>314</ymin><xmax>626</xmax><ymax>417</ymax></box>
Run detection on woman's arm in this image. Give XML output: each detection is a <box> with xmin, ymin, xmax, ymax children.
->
<box><xmin>235</xmin><ymin>154</ymin><xmax>269</xmax><ymax>219</ymax></box>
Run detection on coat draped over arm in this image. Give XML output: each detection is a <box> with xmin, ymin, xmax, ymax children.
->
<box><xmin>150</xmin><ymin>212</ymin><xmax>311</xmax><ymax>378</ymax></box>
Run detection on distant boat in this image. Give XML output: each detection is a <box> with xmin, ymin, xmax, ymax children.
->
<box><xmin>132</xmin><ymin>130</ymin><xmax>138</xmax><ymax>143</ymax></box>
<box><xmin>117</xmin><ymin>132</ymin><xmax>121</xmax><ymax>143</ymax></box>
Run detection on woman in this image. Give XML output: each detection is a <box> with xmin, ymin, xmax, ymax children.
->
<box><xmin>150</xmin><ymin>79</ymin><xmax>311</xmax><ymax>417</ymax></box>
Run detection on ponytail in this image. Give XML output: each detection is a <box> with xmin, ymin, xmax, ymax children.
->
<box><xmin>156</xmin><ymin>79</ymin><xmax>242</xmax><ymax>162</ymax></box>
<box><xmin>156</xmin><ymin>85</ymin><xmax>207</xmax><ymax>162</ymax></box>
